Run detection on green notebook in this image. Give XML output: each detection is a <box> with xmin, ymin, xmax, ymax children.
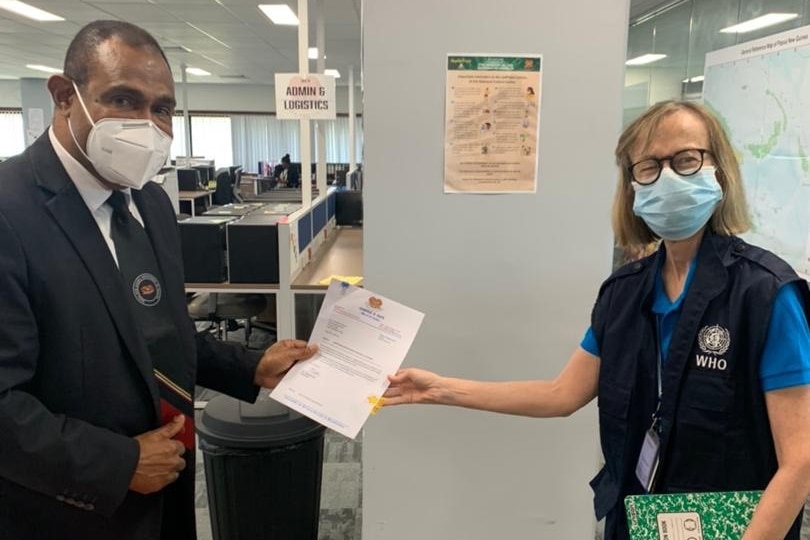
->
<box><xmin>625</xmin><ymin>491</ymin><xmax>763</xmax><ymax>540</ymax></box>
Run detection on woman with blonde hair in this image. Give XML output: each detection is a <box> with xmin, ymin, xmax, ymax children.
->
<box><xmin>384</xmin><ymin>101</ymin><xmax>810</xmax><ymax>539</ymax></box>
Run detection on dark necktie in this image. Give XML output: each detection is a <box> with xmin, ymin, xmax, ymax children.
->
<box><xmin>107</xmin><ymin>190</ymin><xmax>195</xmax><ymax>449</ymax></box>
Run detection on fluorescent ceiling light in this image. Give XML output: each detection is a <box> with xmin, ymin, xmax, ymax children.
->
<box><xmin>0</xmin><ymin>0</ymin><xmax>63</xmax><ymax>21</ymax></box>
<box><xmin>0</xmin><ymin>0</ymin><xmax>65</xmax><ymax>22</ymax></box>
<box><xmin>720</xmin><ymin>13</ymin><xmax>798</xmax><ymax>34</ymax></box>
<box><xmin>681</xmin><ymin>75</ymin><xmax>705</xmax><ymax>83</ymax></box>
<box><xmin>308</xmin><ymin>47</ymin><xmax>318</xmax><ymax>59</ymax></box>
<box><xmin>324</xmin><ymin>68</ymin><xmax>341</xmax><ymax>79</ymax></box>
<box><xmin>625</xmin><ymin>53</ymin><xmax>667</xmax><ymax>66</ymax></box>
<box><xmin>26</xmin><ymin>64</ymin><xmax>61</xmax><ymax>73</ymax></box>
<box><xmin>258</xmin><ymin>4</ymin><xmax>299</xmax><ymax>25</ymax></box>
<box><xmin>185</xmin><ymin>67</ymin><xmax>211</xmax><ymax>76</ymax></box>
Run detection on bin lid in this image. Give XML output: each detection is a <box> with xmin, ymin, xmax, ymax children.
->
<box><xmin>195</xmin><ymin>394</ymin><xmax>324</xmax><ymax>448</ymax></box>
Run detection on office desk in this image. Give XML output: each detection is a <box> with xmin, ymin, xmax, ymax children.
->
<box><xmin>178</xmin><ymin>190</ymin><xmax>213</xmax><ymax>217</ymax></box>
<box><xmin>255</xmin><ymin>176</ymin><xmax>277</xmax><ymax>194</ymax></box>
<box><xmin>183</xmin><ymin>227</ymin><xmax>362</xmax><ymax>340</ymax></box>
<box><xmin>291</xmin><ymin>226</ymin><xmax>363</xmax><ymax>339</ymax></box>
<box><xmin>292</xmin><ymin>227</ymin><xmax>363</xmax><ymax>290</ymax></box>
<box><xmin>185</xmin><ymin>282</ymin><xmax>279</xmax><ymax>294</ymax></box>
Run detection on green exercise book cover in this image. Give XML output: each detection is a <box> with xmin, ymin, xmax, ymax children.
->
<box><xmin>624</xmin><ymin>490</ymin><xmax>762</xmax><ymax>540</ymax></box>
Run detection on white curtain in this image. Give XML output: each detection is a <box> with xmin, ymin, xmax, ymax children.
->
<box><xmin>318</xmin><ymin>116</ymin><xmax>363</xmax><ymax>163</ymax></box>
<box><xmin>232</xmin><ymin>114</ymin><xmax>363</xmax><ymax>172</ymax></box>
<box><xmin>0</xmin><ymin>111</ymin><xmax>25</xmax><ymax>159</ymax></box>
<box><xmin>230</xmin><ymin>115</ymin><xmax>300</xmax><ymax>172</ymax></box>
<box><xmin>191</xmin><ymin>116</ymin><xmax>233</xmax><ymax>168</ymax></box>
<box><xmin>170</xmin><ymin>115</ymin><xmax>186</xmax><ymax>160</ymax></box>
<box><xmin>168</xmin><ymin>113</ymin><xmax>363</xmax><ymax>173</ymax></box>
<box><xmin>170</xmin><ymin>115</ymin><xmax>233</xmax><ymax>168</ymax></box>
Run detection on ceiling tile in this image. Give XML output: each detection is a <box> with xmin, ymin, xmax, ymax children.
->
<box><xmin>0</xmin><ymin>0</ymin><xmax>362</xmax><ymax>84</ymax></box>
<box><xmin>158</xmin><ymin>4</ymin><xmax>241</xmax><ymax>24</ymax></box>
<box><xmin>85</xmin><ymin>2</ymin><xmax>179</xmax><ymax>23</ymax></box>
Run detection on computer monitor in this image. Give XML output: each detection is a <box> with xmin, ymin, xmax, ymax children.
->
<box><xmin>192</xmin><ymin>165</ymin><xmax>214</xmax><ymax>184</ymax></box>
<box><xmin>177</xmin><ymin>168</ymin><xmax>203</xmax><ymax>191</ymax></box>
<box><xmin>335</xmin><ymin>190</ymin><xmax>363</xmax><ymax>226</ymax></box>
<box><xmin>258</xmin><ymin>161</ymin><xmax>275</xmax><ymax>177</ymax></box>
<box><xmin>334</xmin><ymin>169</ymin><xmax>348</xmax><ymax>187</ymax></box>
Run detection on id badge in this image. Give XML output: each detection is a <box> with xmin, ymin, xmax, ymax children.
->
<box><xmin>635</xmin><ymin>427</ymin><xmax>660</xmax><ymax>492</ymax></box>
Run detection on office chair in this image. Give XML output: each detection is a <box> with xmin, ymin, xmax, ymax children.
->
<box><xmin>187</xmin><ymin>292</ymin><xmax>268</xmax><ymax>345</ymax></box>
<box><xmin>232</xmin><ymin>167</ymin><xmax>245</xmax><ymax>203</ymax></box>
<box><xmin>212</xmin><ymin>169</ymin><xmax>235</xmax><ymax>205</ymax></box>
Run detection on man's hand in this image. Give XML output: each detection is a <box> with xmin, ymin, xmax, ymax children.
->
<box><xmin>129</xmin><ymin>415</ymin><xmax>187</xmax><ymax>495</ymax></box>
<box><xmin>254</xmin><ymin>339</ymin><xmax>318</xmax><ymax>388</ymax></box>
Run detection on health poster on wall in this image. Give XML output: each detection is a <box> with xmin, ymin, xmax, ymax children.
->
<box><xmin>444</xmin><ymin>54</ymin><xmax>542</xmax><ymax>194</ymax></box>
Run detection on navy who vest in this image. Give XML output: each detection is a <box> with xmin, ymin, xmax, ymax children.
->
<box><xmin>590</xmin><ymin>232</ymin><xmax>809</xmax><ymax>540</ymax></box>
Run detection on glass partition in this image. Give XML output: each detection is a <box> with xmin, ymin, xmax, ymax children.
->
<box><xmin>624</xmin><ymin>0</ymin><xmax>810</xmax><ymax>124</ymax></box>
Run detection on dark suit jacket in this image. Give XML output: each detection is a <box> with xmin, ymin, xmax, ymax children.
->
<box><xmin>0</xmin><ymin>134</ymin><xmax>262</xmax><ymax>539</ymax></box>
<box><xmin>273</xmin><ymin>163</ymin><xmax>301</xmax><ymax>188</ymax></box>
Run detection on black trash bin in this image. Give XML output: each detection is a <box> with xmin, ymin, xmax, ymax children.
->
<box><xmin>196</xmin><ymin>394</ymin><xmax>326</xmax><ymax>540</ymax></box>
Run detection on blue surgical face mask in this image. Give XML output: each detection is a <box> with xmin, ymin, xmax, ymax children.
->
<box><xmin>632</xmin><ymin>166</ymin><xmax>723</xmax><ymax>241</ymax></box>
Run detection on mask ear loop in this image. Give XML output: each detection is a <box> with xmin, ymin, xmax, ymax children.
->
<box><xmin>67</xmin><ymin>81</ymin><xmax>96</xmax><ymax>163</ymax></box>
<box><xmin>71</xmin><ymin>81</ymin><xmax>95</xmax><ymax>124</ymax></box>
<box><xmin>712</xmin><ymin>166</ymin><xmax>727</xmax><ymax>201</ymax></box>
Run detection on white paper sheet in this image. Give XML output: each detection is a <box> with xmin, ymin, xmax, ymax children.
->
<box><xmin>270</xmin><ymin>280</ymin><xmax>424</xmax><ymax>438</ymax></box>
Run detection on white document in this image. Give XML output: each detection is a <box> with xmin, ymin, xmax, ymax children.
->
<box><xmin>271</xmin><ymin>280</ymin><xmax>425</xmax><ymax>438</ymax></box>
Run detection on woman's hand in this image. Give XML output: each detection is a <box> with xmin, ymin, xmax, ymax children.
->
<box><xmin>383</xmin><ymin>368</ymin><xmax>447</xmax><ymax>406</ymax></box>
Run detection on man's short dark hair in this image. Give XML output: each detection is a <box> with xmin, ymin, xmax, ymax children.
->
<box><xmin>64</xmin><ymin>20</ymin><xmax>170</xmax><ymax>86</ymax></box>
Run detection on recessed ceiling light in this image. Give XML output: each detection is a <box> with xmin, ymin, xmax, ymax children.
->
<box><xmin>0</xmin><ymin>0</ymin><xmax>63</xmax><ymax>21</ymax></box>
<box><xmin>324</xmin><ymin>69</ymin><xmax>341</xmax><ymax>79</ymax></box>
<box><xmin>26</xmin><ymin>64</ymin><xmax>61</xmax><ymax>73</ymax></box>
<box><xmin>186</xmin><ymin>67</ymin><xmax>211</xmax><ymax>76</ymax></box>
<box><xmin>258</xmin><ymin>4</ymin><xmax>299</xmax><ymax>25</ymax></box>
<box><xmin>720</xmin><ymin>13</ymin><xmax>798</xmax><ymax>34</ymax></box>
<box><xmin>625</xmin><ymin>54</ymin><xmax>667</xmax><ymax>66</ymax></box>
<box><xmin>308</xmin><ymin>47</ymin><xmax>318</xmax><ymax>59</ymax></box>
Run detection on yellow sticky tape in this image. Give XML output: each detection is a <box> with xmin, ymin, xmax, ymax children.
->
<box><xmin>318</xmin><ymin>275</ymin><xmax>364</xmax><ymax>286</ymax></box>
<box><xmin>366</xmin><ymin>395</ymin><xmax>385</xmax><ymax>415</ymax></box>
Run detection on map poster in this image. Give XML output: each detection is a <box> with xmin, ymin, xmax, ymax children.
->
<box><xmin>444</xmin><ymin>54</ymin><xmax>542</xmax><ymax>194</ymax></box>
<box><xmin>703</xmin><ymin>25</ymin><xmax>810</xmax><ymax>279</ymax></box>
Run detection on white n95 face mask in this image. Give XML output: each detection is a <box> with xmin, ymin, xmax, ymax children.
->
<box><xmin>68</xmin><ymin>82</ymin><xmax>172</xmax><ymax>189</ymax></box>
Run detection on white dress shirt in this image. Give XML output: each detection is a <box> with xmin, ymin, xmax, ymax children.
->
<box><xmin>48</xmin><ymin>127</ymin><xmax>145</xmax><ymax>267</ymax></box>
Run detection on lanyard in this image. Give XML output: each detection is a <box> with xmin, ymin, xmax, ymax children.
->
<box><xmin>651</xmin><ymin>316</ymin><xmax>664</xmax><ymax>433</ymax></box>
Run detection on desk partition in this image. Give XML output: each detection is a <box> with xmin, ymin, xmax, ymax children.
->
<box><xmin>183</xmin><ymin>187</ymin><xmax>351</xmax><ymax>340</ymax></box>
<box><xmin>275</xmin><ymin>188</ymin><xmax>339</xmax><ymax>338</ymax></box>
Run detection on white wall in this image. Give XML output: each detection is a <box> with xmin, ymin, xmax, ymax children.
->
<box><xmin>0</xmin><ymin>80</ymin><xmax>22</xmax><ymax>108</ymax></box>
<box><xmin>362</xmin><ymin>0</ymin><xmax>628</xmax><ymax>539</ymax></box>
<box><xmin>0</xmin><ymin>80</ymin><xmax>362</xmax><ymax>114</ymax></box>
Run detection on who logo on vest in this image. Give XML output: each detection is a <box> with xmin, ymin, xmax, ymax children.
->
<box><xmin>695</xmin><ymin>324</ymin><xmax>731</xmax><ymax>371</ymax></box>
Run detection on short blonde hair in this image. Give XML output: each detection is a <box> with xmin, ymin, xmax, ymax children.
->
<box><xmin>612</xmin><ymin>100</ymin><xmax>751</xmax><ymax>248</ymax></box>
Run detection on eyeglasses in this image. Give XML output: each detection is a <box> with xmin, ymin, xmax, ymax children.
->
<box><xmin>629</xmin><ymin>148</ymin><xmax>712</xmax><ymax>185</ymax></box>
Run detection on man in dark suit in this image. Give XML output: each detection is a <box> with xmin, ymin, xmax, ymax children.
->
<box><xmin>0</xmin><ymin>21</ymin><xmax>317</xmax><ymax>539</ymax></box>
